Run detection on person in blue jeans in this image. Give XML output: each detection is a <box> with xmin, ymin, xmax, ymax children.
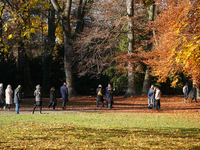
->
<box><xmin>14</xmin><ymin>85</ymin><xmax>22</xmax><ymax>114</ymax></box>
<box><xmin>148</xmin><ymin>85</ymin><xmax>154</xmax><ymax>109</ymax></box>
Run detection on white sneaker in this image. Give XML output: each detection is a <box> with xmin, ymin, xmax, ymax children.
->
<box><xmin>31</xmin><ymin>112</ymin><xmax>34</xmax><ymax>114</ymax></box>
<box><xmin>39</xmin><ymin>112</ymin><xmax>42</xmax><ymax>114</ymax></box>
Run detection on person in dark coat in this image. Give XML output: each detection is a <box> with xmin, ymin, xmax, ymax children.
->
<box><xmin>48</xmin><ymin>87</ymin><xmax>57</xmax><ymax>109</ymax></box>
<box><xmin>60</xmin><ymin>83</ymin><xmax>68</xmax><ymax>110</ymax></box>
<box><xmin>96</xmin><ymin>84</ymin><xmax>104</xmax><ymax>107</ymax></box>
<box><xmin>32</xmin><ymin>85</ymin><xmax>42</xmax><ymax>114</ymax></box>
<box><xmin>105</xmin><ymin>84</ymin><xmax>111</xmax><ymax>108</ymax></box>
<box><xmin>108</xmin><ymin>85</ymin><xmax>115</xmax><ymax>109</ymax></box>
<box><xmin>14</xmin><ymin>85</ymin><xmax>22</xmax><ymax>114</ymax></box>
<box><xmin>190</xmin><ymin>85</ymin><xmax>198</xmax><ymax>103</ymax></box>
<box><xmin>0</xmin><ymin>83</ymin><xmax>4</xmax><ymax>109</ymax></box>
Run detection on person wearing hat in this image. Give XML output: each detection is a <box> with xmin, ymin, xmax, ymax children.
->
<box><xmin>0</xmin><ymin>83</ymin><xmax>4</xmax><ymax>109</ymax></box>
<box><xmin>32</xmin><ymin>84</ymin><xmax>42</xmax><ymax>114</ymax></box>
<box><xmin>96</xmin><ymin>84</ymin><xmax>104</xmax><ymax>107</ymax></box>
<box><xmin>14</xmin><ymin>85</ymin><xmax>22</xmax><ymax>114</ymax></box>
<box><xmin>60</xmin><ymin>82</ymin><xmax>68</xmax><ymax>110</ymax></box>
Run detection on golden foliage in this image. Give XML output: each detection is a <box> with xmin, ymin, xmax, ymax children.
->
<box><xmin>148</xmin><ymin>0</ymin><xmax>200</xmax><ymax>86</ymax></box>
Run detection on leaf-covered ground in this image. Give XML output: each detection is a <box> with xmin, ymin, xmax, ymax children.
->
<box><xmin>17</xmin><ymin>95</ymin><xmax>200</xmax><ymax>113</ymax></box>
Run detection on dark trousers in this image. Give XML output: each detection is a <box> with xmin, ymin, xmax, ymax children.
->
<box><xmin>62</xmin><ymin>102</ymin><xmax>66</xmax><ymax>109</ymax></box>
<box><xmin>108</xmin><ymin>101</ymin><xmax>113</xmax><ymax>109</ymax></box>
<box><xmin>32</xmin><ymin>104</ymin><xmax>42</xmax><ymax>113</ymax></box>
<box><xmin>5</xmin><ymin>104</ymin><xmax>11</xmax><ymax>109</ymax></box>
<box><xmin>154</xmin><ymin>99</ymin><xmax>160</xmax><ymax>110</ymax></box>
<box><xmin>191</xmin><ymin>96</ymin><xmax>197</xmax><ymax>103</ymax></box>
<box><xmin>48</xmin><ymin>102</ymin><xmax>56</xmax><ymax>109</ymax></box>
<box><xmin>0</xmin><ymin>102</ymin><xmax>4</xmax><ymax>108</ymax></box>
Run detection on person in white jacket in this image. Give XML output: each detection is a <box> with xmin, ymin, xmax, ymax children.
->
<box><xmin>4</xmin><ymin>85</ymin><xmax>13</xmax><ymax>111</ymax></box>
<box><xmin>154</xmin><ymin>87</ymin><xmax>161</xmax><ymax>110</ymax></box>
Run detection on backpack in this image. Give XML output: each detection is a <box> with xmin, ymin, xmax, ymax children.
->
<box><xmin>98</xmin><ymin>90</ymin><xmax>103</xmax><ymax>96</ymax></box>
<box><xmin>183</xmin><ymin>86</ymin><xmax>186</xmax><ymax>93</ymax></box>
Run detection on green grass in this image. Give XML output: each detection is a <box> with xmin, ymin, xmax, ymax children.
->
<box><xmin>0</xmin><ymin>113</ymin><xmax>199</xmax><ymax>149</ymax></box>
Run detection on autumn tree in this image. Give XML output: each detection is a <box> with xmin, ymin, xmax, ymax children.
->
<box><xmin>148</xmin><ymin>0</ymin><xmax>200</xmax><ymax>88</ymax></box>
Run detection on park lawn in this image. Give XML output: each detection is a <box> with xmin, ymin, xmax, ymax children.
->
<box><xmin>0</xmin><ymin>113</ymin><xmax>199</xmax><ymax>149</ymax></box>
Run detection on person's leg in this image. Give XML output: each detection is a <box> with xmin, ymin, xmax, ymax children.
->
<box><xmin>32</xmin><ymin>104</ymin><xmax>37</xmax><ymax>114</ymax></box>
<box><xmin>148</xmin><ymin>96</ymin><xmax>151</xmax><ymax>108</ymax></box>
<box><xmin>15</xmin><ymin>103</ymin><xmax>19</xmax><ymax>114</ymax></box>
<box><xmin>8</xmin><ymin>104</ymin><xmax>10</xmax><ymax>110</ymax></box>
<box><xmin>96</xmin><ymin>101</ymin><xmax>99</xmax><ymax>107</ymax></box>
<box><xmin>195</xmin><ymin>96</ymin><xmax>197</xmax><ymax>103</ymax></box>
<box><xmin>101</xmin><ymin>101</ymin><xmax>104</xmax><ymax>107</ymax></box>
<box><xmin>150</xmin><ymin>97</ymin><xmax>153</xmax><ymax>108</ymax></box>
<box><xmin>108</xmin><ymin>101</ymin><xmax>111</xmax><ymax>109</ymax></box>
<box><xmin>39</xmin><ymin>106</ymin><xmax>42</xmax><ymax>114</ymax></box>
<box><xmin>191</xmin><ymin>97</ymin><xmax>194</xmax><ymax>102</ymax></box>
<box><xmin>158</xmin><ymin>100</ymin><xmax>160</xmax><ymax>109</ymax></box>
<box><xmin>184</xmin><ymin>94</ymin><xmax>187</xmax><ymax>102</ymax></box>
<box><xmin>154</xmin><ymin>100</ymin><xmax>158</xmax><ymax>110</ymax></box>
<box><xmin>48</xmin><ymin>102</ymin><xmax>53</xmax><ymax>108</ymax></box>
<box><xmin>52</xmin><ymin>103</ymin><xmax>56</xmax><ymax>109</ymax></box>
<box><xmin>62</xmin><ymin>102</ymin><xmax>66</xmax><ymax>109</ymax></box>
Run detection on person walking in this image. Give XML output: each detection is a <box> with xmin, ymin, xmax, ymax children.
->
<box><xmin>105</xmin><ymin>84</ymin><xmax>111</xmax><ymax>108</ymax></box>
<box><xmin>183</xmin><ymin>83</ymin><xmax>188</xmax><ymax>102</ymax></box>
<box><xmin>48</xmin><ymin>87</ymin><xmax>57</xmax><ymax>109</ymax></box>
<box><xmin>154</xmin><ymin>87</ymin><xmax>161</xmax><ymax>110</ymax></box>
<box><xmin>147</xmin><ymin>85</ymin><xmax>154</xmax><ymax>109</ymax></box>
<box><xmin>96</xmin><ymin>84</ymin><xmax>104</xmax><ymax>107</ymax></box>
<box><xmin>4</xmin><ymin>85</ymin><xmax>13</xmax><ymax>111</ymax></box>
<box><xmin>0</xmin><ymin>83</ymin><xmax>4</xmax><ymax>109</ymax></box>
<box><xmin>60</xmin><ymin>83</ymin><xmax>68</xmax><ymax>110</ymax></box>
<box><xmin>107</xmin><ymin>85</ymin><xmax>115</xmax><ymax>110</ymax></box>
<box><xmin>32</xmin><ymin>85</ymin><xmax>42</xmax><ymax>114</ymax></box>
<box><xmin>190</xmin><ymin>85</ymin><xmax>197</xmax><ymax>103</ymax></box>
<box><xmin>14</xmin><ymin>85</ymin><xmax>22</xmax><ymax>114</ymax></box>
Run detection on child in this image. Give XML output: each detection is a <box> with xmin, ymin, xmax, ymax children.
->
<box><xmin>32</xmin><ymin>85</ymin><xmax>42</xmax><ymax>114</ymax></box>
<box><xmin>48</xmin><ymin>87</ymin><xmax>57</xmax><ymax>109</ymax></box>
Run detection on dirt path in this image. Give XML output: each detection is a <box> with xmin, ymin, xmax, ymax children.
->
<box><xmin>0</xmin><ymin>95</ymin><xmax>199</xmax><ymax>114</ymax></box>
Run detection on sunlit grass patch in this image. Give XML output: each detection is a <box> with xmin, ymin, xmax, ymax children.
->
<box><xmin>0</xmin><ymin>113</ymin><xmax>199</xmax><ymax>149</ymax></box>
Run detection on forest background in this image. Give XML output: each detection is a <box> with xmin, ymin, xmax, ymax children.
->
<box><xmin>0</xmin><ymin>0</ymin><xmax>199</xmax><ymax>97</ymax></box>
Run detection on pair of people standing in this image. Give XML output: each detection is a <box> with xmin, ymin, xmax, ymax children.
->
<box><xmin>183</xmin><ymin>83</ymin><xmax>198</xmax><ymax>103</ymax></box>
<box><xmin>0</xmin><ymin>83</ymin><xmax>22</xmax><ymax>114</ymax></box>
<box><xmin>148</xmin><ymin>85</ymin><xmax>161</xmax><ymax>110</ymax></box>
<box><xmin>96</xmin><ymin>84</ymin><xmax>115</xmax><ymax>109</ymax></box>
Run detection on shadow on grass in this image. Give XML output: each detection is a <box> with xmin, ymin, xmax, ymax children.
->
<box><xmin>10</xmin><ymin>125</ymin><xmax>200</xmax><ymax>149</ymax></box>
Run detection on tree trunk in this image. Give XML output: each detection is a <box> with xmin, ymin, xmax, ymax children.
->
<box><xmin>126</xmin><ymin>0</ymin><xmax>137</xmax><ymax>96</ymax></box>
<box><xmin>51</xmin><ymin>0</ymin><xmax>77</xmax><ymax>97</ymax></box>
<box><xmin>42</xmin><ymin>3</ymin><xmax>56</xmax><ymax>94</ymax></box>
<box><xmin>141</xmin><ymin>0</ymin><xmax>155</xmax><ymax>95</ymax></box>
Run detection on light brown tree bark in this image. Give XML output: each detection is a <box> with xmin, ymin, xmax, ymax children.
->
<box><xmin>126</xmin><ymin>0</ymin><xmax>137</xmax><ymax>96</ymax></box>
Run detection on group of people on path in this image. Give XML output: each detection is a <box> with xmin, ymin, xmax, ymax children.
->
<box><xmin>0</xmin><ymin>84</ymin><xmax>22</xmax><ymax>114</ymax></box>
<box><xmin>148</xmin><ymin>85</ymin><xmax>161</xmax><ymax>110</ymax></box>
<box><xmin>148</xmin><ymin>83</ymin><xmax>198</xmax><ymax>110</ymax></box>
<box><xmin>0</xmin><ymin>82</ymin><xmax>68</xmax><ymax>114</ymax></box>
<box><xmin>96</xmin><ymin>84</ymin><xmax>115</xmax><ymax>109</ymax></box>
